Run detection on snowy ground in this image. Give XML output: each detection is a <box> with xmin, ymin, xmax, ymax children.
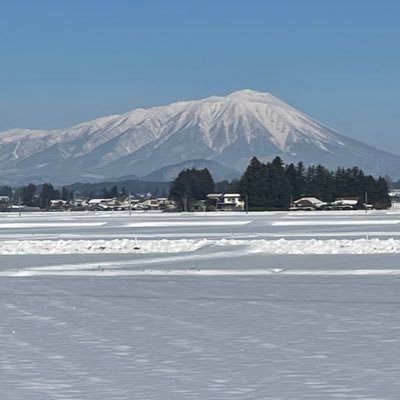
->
<box><xmin>1</xmin><ymin>211</ymin><xmax>400</xmax><ymax>399</ymax></box>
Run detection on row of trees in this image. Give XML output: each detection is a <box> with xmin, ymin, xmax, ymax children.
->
<box><xmin>169</xmin><ymin>157</ymin><xmax>391</xmax><ymax>210</ymax></box>
<box><xmin>1</xmin><ymin>157</ymin><xmax>391</xmax><ymax>211</ymax></box>
<box><xmin>239</xmin><ymin>157</ymin><xmax>390</xmax><ymax>209</ymax></box>
<box><xmin>12</xmin><ymin>183</ymin><xmax>73</xmax><ymax>209</ymax></box>
<box><xmin>2</xmin><ymin>180</ymin><xmax>167</xmax><ymax>210</ymax></box>
<box><xmin>3</xmin><ymin>183</ymin><xmax>136</xmax><ymax>209</ymax></box>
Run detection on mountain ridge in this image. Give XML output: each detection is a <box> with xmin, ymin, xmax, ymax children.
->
<box><xmin>1</xmin><ymin>89</ymin><xmax>399</xmax><ymax>184</ymax></box>
<box><xmin>143</xmin><ymin>159</ymin><xmax>240</xmax><ymax>182</ymax></box>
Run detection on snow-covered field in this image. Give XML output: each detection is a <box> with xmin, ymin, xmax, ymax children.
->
<box><xmin>2</xmin><ymin>210</ymin><xmax>400</xmax><ymax>399</ymax></box>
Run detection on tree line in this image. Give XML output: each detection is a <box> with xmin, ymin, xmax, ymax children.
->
<box><xmin>0</xmin><ymin>156</ymin><xmax>391</xmax><ymax>211</ymax></box>
<box><xmin>169</xmin><ymin>157</ymin><xmax>391</xmax><ymax>210</ymax></box>
<box><xmin>1</xmin><ymin>183</ymin><xmax>132</xmax><ymax>209</ymax></box>
<box><xmin>0</xmin><ymin>181</ymin><xmax>168</xmax><ymax>210</ymax></box>
<box><xmin>9</xmin><ymin>183</ymin><xmax>74</xmax><ymax>210</ymax></box>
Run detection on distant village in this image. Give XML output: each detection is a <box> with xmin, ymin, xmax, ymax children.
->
<box><xmin>0</xmin><ymin>190</ymin><xmax>397</xmax><ymax>213</ymax></box>
<box><xmin>0</xmin><ymin>192</ymin><xmax>245</xmax><ymax>212</ymax></box>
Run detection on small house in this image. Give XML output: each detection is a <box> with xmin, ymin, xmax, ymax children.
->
<box><xmin>331</xmin><ymin>197</ymin><xmax>359</xmax><ymax>210</ymax></box>
<box><xmin>0</xmin><ymin>196</ymin><xmax>11</xmax><ymax>211</ymax></box>
<box><xmin>206</xmin><ymin>193</ymin><xmax>245</xmax><ymax>211</ymax></box>
<box><xmin>291</xmin><ymin>197</ymin><xmax>325</xmax><ymax>211</ymax></box>
<box><xmin>49</xmin><ymin>199</ymin><xmax>68</xmax><ymax>210</ymax></box>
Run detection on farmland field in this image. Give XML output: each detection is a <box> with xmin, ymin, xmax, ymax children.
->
<box><xmin>1</xmin><ymin>210</ymin><xmax>400</xmax><ymax>399</ymax></box>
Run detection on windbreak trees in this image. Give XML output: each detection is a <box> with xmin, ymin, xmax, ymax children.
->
<box><xmin>169</xmin><ymin>168</ymin><xmax>215</xmax><ymax>211</ymax></box>
<box><xmin>239</xmin><ymin>157</ymin><xmax>290</xmax><ymax>210</ymax></box>
<box><xmin>238</xmin><ymin>156</ymin><xmax>390</xmax><ymax>210</ymax></box>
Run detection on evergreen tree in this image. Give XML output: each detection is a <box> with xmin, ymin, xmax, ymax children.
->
<box><xmin>109</xmin><ymin>185</ymin><xmax>119</xmax><ymax>199</ymax></box>
<box><xmin>194</xmin><ymin>169</ymin><xmax>215</xmax><ymax>199</ymax></box>
<box><xmin>268</xmin><ymin>157</ymin><xmax>291</xmax><ymax>208</ymax></box>
<box><xmin>39</xmin><ymin>183</ymin><xmax>59</xmax><ymax>210</ymax></box>
<box><xmin>61</xmin><ymin>186</ymin><xmax>73</xmax><ymax>202</ymax></box>
<box><xmin>169</xmin><ymin>168</ymin><xmax>215</xmax><ymax>211</ymax></box>
<box><xmin>312</xmin><ymin>164</ymin><xmax>335</xmax><ymax>202</ymax></box>
<box><xmin>304</xmin><ymin>165</ymin><xmax>316</xmax><ymax>196</ymax></box>
<box><xmin>101</xmin><ymin>187</ymin><xmax>110</xmax><ymax>198</ymax></box>
<box><xmin>333</xmin><ymin>167</ymin><xmax>344</xmax><ymax>197</ymax></box>
<box><xmin>239</xmin><ymin>157</ymin><xmax>268</xmax><ymax>209</ymax></box>
<box><xmin>22</xmin><ymin>183</ymin><xmax>37</xmax><ymax>206</ymax></box>
<box><xmin>349</xmin><ymin>167</ymin><xmax>365</xmax><ymax>196</ymax></box>
<box><xmin>286</xmin><ymin>163</ymin><xmax>301</xmax><ymax>201</ymax></box>
<box><xmin>239</xmin><ymin>157</ymin><xmax>290</xmax><ymax>210</ymax></box>
<box><xmin>0</xmin><ymin>185</ymin><xmax>12</xmax><ymax>198</ymax></box>
<box><xmin>375</xmin><ymin>177</ymin><xmax>391</xmax><ymax>209</ymax></box>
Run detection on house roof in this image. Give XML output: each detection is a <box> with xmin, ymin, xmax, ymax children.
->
<box><xmin>88</xmin><ymin>198</ymin><xmax>114</xmax><ymax>204</ymax></box>
<box><xmin>333</xmin><ymin>199</ymin><xmax>358</xmax><ymax>206</ymax></box>
<box><xmin>294</xmin><ymin>197</ymin><xmax>323</xmax><ymax>205</ymax></box>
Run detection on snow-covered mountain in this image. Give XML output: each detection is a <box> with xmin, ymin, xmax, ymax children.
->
<box><xmin>1</xmin><ymin>89</ymin><xmax>400</xmax><ymax>184</ymax></box>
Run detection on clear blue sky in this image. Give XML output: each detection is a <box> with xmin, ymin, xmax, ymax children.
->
<box><xmin>1</xmin><ymin>0</ymin><xmax>399</xmax><ymax>152</ymax></box>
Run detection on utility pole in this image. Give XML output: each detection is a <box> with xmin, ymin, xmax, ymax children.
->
<box><xmin>365</xmin><ymin>191</ymin><xmax>368</xmax><ymax>213</ymax></box>
<box><xmin>245</xmin><ymin>194</ymin><xmax>249</xmax><ymax>214</ymax></box>
<box><xmin>128</xmin><ymin>193</ymin><xmax>132</xmax><ymax>216</ymax></box>
<box><xmin>18</xmin><ymin>194</ymin><xmax>21</xmax><ymax>217</ymax></box>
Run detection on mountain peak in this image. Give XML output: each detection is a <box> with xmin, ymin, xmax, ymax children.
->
<box><xmin>227</xmin><ymin>88</ymin><xmax>272</xmax><ymax>99</ymax></box>
<box><xmin>228</xmin><ymin>88</ymin><xmax>264</xmax><ymax>96</ymax></box>
<box><xmin>225</xmin><ymin>89</ymin><xmax>289</xmax><ymax>108</ymax></box>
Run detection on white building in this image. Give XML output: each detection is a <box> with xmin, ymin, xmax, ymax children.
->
<box><xmin>207</xmin><ymin>193</ymin><xmax>245</xmax><ymax>211</ymax></box>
